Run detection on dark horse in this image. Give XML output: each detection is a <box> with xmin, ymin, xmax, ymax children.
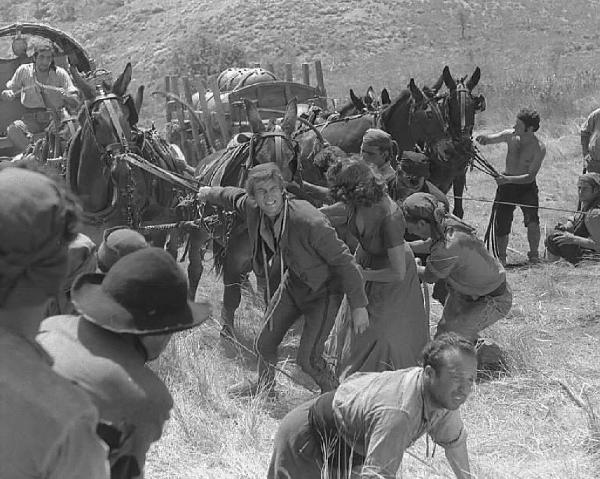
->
<box><xmin>66</xmin><ymin>63</ymin><xmax>194</xmax><ymax>257</ymax></box>
<box><xmin>192</xmin><ymin>98</ymin><xmax>303</xmax><ymax>336</ymax></box>
<box><xmin>294</xmin><ymin>78</ymin><xmax>450</xmax><ymax>187</ymax></box>
<box><xmin>426</xmin><ymin>65</ymin><xmax>486</xmax><ymax>218</ymax></box>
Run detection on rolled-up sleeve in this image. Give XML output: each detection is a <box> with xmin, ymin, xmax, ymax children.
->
<box><xmin>310</xmin><ymin>219</ymin><xmax>367</xmax><ymax>309</ymax></box>
<box><xmin>6</xmin><ymin>65</ymin><xmax>24</xmax><ymax>90</ymax></box>
<box><xmin>45</xmin><ymin>413</ymin><xmax>110</xmax><ymax>479</ymax></box>
<box><xmin>423</xmin><ymin>242</ymin><xmax>459</xmax><ymax>283</ymax></box>
<box><xmin>429</xmin><ymin>409</ymin><xmax>467</xmax><ymax>450</ymax></box>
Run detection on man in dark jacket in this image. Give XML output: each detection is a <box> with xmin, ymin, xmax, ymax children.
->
<box><xmin>197</xmin><ymin>163</ymin><xmax>368</xmax><ymax>396</ymax></box>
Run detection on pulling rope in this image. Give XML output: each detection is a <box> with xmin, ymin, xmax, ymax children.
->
<box><xmin>206</xmin><ymin>317</ymin><xmax>319</xmax><ymax>394</ymax></box>
<box><xmin>451</xmin><ymin>194</ymin><xmax>594</xmax><ymax>217</ymax></box>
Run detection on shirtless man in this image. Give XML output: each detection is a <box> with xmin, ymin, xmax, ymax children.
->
<box><xmin>476</xmin><ymin>109</ymin><xmax>546</xmax><ymax>265</ymax></box>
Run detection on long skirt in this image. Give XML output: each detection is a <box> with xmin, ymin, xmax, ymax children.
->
<box><xmin>328</xmin><ymin>245</ymin><xmax>429</xmax><ymax>379</ymax></box>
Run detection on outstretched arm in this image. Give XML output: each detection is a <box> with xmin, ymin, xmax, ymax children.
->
<box><xmin>197</xmin><ymin>185</ymin><xmax>248</xmax><ymax>215</ymax></box>
<box><xmin>445</xmin><ymin>442</ymin><xmax>474</xmax><ymax>479</ymax></box>
<box><xmin>475</xmin><ymin>129</ymin><xmax>513</xmax><ymax>145</ymax></box>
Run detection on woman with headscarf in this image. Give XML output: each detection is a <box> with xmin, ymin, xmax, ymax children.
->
<box><xmin>360</xmin><ymin>128</ymin><xmax>399</xmax><ymax>188</ymax></box>
<box><xmin>546</xmin><ymin>172</ymin><xmax>600</xmax><ymax>264</ymax></box>
<box><xmin>403</xmin><ymin>192</ymin><xmax>512</xmax><ymax>342</ymax></box>
<box><xmin>322</xmin><ymin>158</ymin><xmax>429</xmax><ymax>378</ymax></box>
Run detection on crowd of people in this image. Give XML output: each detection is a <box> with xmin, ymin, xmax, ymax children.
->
<box><xmin>2</xmin><ymin>37</ymin><xmax>600</xmax><ymax>479</ymax></box>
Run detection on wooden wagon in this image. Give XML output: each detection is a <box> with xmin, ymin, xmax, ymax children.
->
<box><xmin>0</xmin><ymin>22</ymin><xmax>93</xmax><ymax>157</ymax></box>
<box><xmin>161</xmin><ymin>60</ymin><xmax>329</xmax><ymax>167</ymax></box>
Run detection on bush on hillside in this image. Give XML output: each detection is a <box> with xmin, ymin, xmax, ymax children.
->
<box><xmin>169</xmin><ymin>33</ymin><xmax>247</xmax><ymax>80</ymax></box>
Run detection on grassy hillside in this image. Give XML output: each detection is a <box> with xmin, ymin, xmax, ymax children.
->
<box><xmin>3</xmin><ymin>1</ymin><xmax>600</xmax><ymax>477</ymax></box>
<box><xmin>3</xmin><ymin>0</ymin><xmax>600</xmax><ymax>131</ymax></box>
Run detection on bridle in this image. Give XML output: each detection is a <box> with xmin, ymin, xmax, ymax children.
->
<box><xmin>80</xmin><ymin>90</ymin><xmax>135</xmax><ymax>161</ymax></box>
<box><xmin>440</xmin><ymin>81</ymin><xmax>486</xmax><ymax>139</ymax></box>
<box><xmin>240</xmin><ymin>127</ymin><xmax>301</xmax><ymax>185</ymax></box>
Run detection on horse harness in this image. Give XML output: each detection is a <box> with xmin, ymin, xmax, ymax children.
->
<box><xmin>79</xmin><ymin>92</ymin><xmax>196</xmax><ymax>228</ymax></box>
<box><xmin>242</xmin><ymin>127</ymin><xmax>301</xmax><ymax>185</ymax></box>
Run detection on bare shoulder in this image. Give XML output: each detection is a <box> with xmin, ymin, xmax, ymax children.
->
<box><xmin>535</xmin><ymin>135</ymin><xmax>547</xmax><ymax>156</ymax></box>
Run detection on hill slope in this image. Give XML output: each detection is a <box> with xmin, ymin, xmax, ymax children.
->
<box><xmin>3</xmin><ymin>0</ymin><xmax>600</xmax><ymax>128</ymax></box>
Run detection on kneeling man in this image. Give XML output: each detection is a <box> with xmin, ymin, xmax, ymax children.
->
<box><xmin>546</xmin><ymin>172</ymin><xmax>600</xmax><ymax>263</ymax></box>
<box><xmin>269</xmin><ymin>333</ymin><xmax>476</xmax><ymax>479</ymax></box>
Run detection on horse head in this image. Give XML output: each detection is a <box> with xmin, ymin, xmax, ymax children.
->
<box><xmin>242</xmin><ymin>98</ymin><xmax>300</xmax><ymax>182</ymax></box>
<box><xmin>439</xmin><ymin>66</ymin><xmax>486</xmax><ymax>139</ymax></box>
<box><xmin>379</xmin><ymin>79</ymin><xmax>448</xmax><ymax>153</ymax></box>
<box><xmin>339</xmin><ymin>87</ymin><xmax>390</xmax><ymax>117</ymax></box>
<box><xmin>71</xmin><ymin>63</ymin><xmax>143</xmax><ymax>151</ymax></box>
<box><xmin>68</xmin><ymin>63</ymin><xmax>146</xmax><ymax>213</ymax></box>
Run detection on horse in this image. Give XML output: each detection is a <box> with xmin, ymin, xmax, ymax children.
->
<box><xmin>294</xmin><ymin>78</ymin><xmax>450</xmax><ymax>190</ymax></box>
<box><xmin>427</xmin><ymin>65</ymin><xmax>486</xmax><ymax>218</ymax></box>
<box><xmin>192</xmin><ymin>98</ymin><xmax>304</xmax><ymax>336</ymax></box>
<box><xmin>66</xmin><ymin>62</ymin><xmax>195</xmax><ymax>264</ymax></box>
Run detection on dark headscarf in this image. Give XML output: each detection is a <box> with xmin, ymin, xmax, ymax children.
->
<box><xmin>403</xmin><ymin>192</ymin><xmax>476</xmax><ymax>238</ymax></box>
<box><xmin>400</xmin><ymin>151</ymin><xmax>431</xmax><ymax>178</ymax></box>
<box><xmin>0</xmin><ymin>168</ymin><xmax>71</xmax><ymax>306</ymax></box>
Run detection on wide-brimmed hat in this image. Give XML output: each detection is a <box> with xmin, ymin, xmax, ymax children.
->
<box><xmin>71</xmin><ymin>247</ymin><xmax>211</xmax><ymax>335</ymax></box>
<box><xmin>97</xmin><ymin>226</ymin><xmax>149</xmax><ymax>272</ymax></box>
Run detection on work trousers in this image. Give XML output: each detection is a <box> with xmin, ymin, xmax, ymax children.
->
<box><xmin>256</xmin><ymin>270</ymin><xmax>342</xmax><ymax>392</ymax></box>
<box><xmin>436</xmin><ymin>281</ymin><xmax>513</xmax><ymax>341</ymax></box>
<box><xmin>268</xmin><ymin>391</ymin><xmax>364</xmax><ymax>479</ymax></box>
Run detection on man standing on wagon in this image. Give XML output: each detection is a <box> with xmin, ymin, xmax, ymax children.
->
<box><xmin>1</xmin><ymin>39</ymin><xmax>79</xmax><ymax>152</ymax></box>
<box><xmin>197</xmin><ymin>163</ymin><xmax>369</xmax><ymax>396</ymax></box>
<box><xmin>476</xmin><ymin>109</ymin><xmax>546</xmax><ymax>265</ymax></box>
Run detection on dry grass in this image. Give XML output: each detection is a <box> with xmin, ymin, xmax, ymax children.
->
<box><xmin>7</xmin><ymin>0</ymin><xmax>600</xmax><ymax>476</ymax></box>
<box><xmin>145</xmin><ymin>137</ymin><xmax>600</xmax><ymax>477</ymax></box>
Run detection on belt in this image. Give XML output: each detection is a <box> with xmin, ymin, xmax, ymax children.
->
<box><xmin>308</xmin><ymin>391</ymin><xmax>364</xmax><ymax>471</ymax></box>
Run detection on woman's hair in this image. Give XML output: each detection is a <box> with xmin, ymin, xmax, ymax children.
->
<box><xmin>326</xmin><ymin>157</ymin><xmax>386</xmax><ymax>207</ymax></box>
<box><xmin>245</xmin><ymin>163</ymin><xmax>285</xmax><ymax>197</ymax></box>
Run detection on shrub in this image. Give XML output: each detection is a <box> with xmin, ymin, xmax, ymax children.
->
<box><xmin>169</xmin><ymin>33</ymin><xmax>247</xmax><ymax>80</ymax></box>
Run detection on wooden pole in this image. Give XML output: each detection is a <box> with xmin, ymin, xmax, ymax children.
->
<box><xmin>164</xmin><ymin>76</ymin><xmax>172</xmax><ymax>123</ymax></box>
<box><xmin>210</xmin><ymin>77</ymin><xmax>231</xmax><ymax>146</ymax></box>
<box><xmin>182</xmin><ymin>76</ymin><xmax>204</xmax><ymax>165</ymax></box>
<box><xmin>301</xmin><ymin>63</ymin><xmax>310</xmax><ymax>85</ymax></box>
<box><xmin>314</xmin><ymin>59</ymin><xmax>327</xmax><ymax>97</ymax></box>
<box><xmin>285</xmin><ymin>63</ymin><xmax>293</xmax><ymax>82</ymax></box>
<box><xmin>194</xmin><ymin>76</ymin><xmax>216</xmax><ymax>152</ymax></box>
<box><xmin>170</xmin><ymin>76</ymin><xmax>188</xmax><ymax>146</ymax></box>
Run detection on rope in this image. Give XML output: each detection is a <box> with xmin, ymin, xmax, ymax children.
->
<box><xmin>206</xmin><ymin>317</ymin><xmax>319</xmax><ymax>394</ymax></box>
<box><xmin>451</xmin><ymin>194</ymin><xmax>593</xmax><ymax>216</ymax></box>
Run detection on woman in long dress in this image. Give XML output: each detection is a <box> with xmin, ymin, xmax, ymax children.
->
<box><xmin>321</xmin><ymin>158</ymin><xmax>429</xmax><ymax>379</ymax></box>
